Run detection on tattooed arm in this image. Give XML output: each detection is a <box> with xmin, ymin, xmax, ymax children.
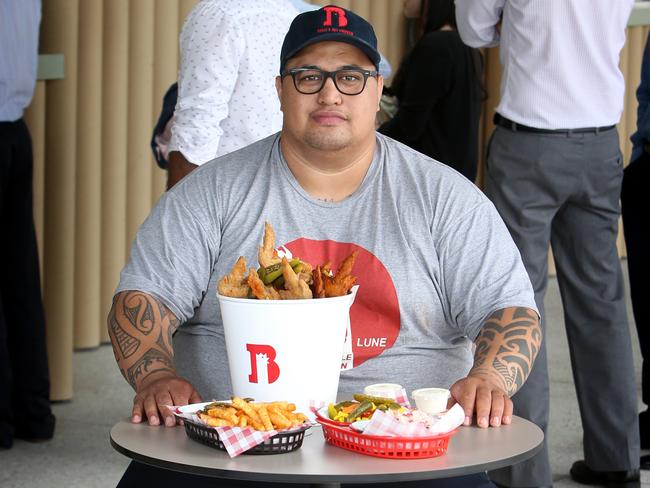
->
<box><xmin>450</xmin><ymin>306</ymin><xmax>541</xmax><ymax>428</ymax></box>
<box><xmin>107</xmin><ymin>290</ymin><xmax>201</xmax><ymax>427</ymax></box>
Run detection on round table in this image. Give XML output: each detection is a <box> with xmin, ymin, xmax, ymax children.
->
<box><xmin>110</xmin><ymin>416</ymin><xmax>543</xmax><ymax>487</ymax></box>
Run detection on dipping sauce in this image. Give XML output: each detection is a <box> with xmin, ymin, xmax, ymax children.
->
<box><xmin>363</xmin><ymin>383</ymin><xmax>403</xmax><ymax>399</ymax></box>
<box><xmin>411</xmin><ymin>387</ymin><xmax>450</xmax><ymax>415</ymax></box>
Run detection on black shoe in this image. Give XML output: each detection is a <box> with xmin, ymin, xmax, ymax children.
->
<box><xmin>640</xmin><ymin>410</ymin><xmax>650</xmax><ymax>449</ymax></box>
<box><xmin>570</xmin><ymin>460</ymin><xmax>639</xmax><ymax>488</ymax></box>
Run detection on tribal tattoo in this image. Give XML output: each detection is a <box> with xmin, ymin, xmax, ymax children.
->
<box><xmin>107</xmin><ymin>291</ymin><xmax>181</xmax><ymax>390</ymax></box>
<box><xmin>126</xmin><ymin>348</ymin><xmax>175</xmax><ymax>389</ymax></box>
<box><xmin>471</xmin><ymin>307</ymin><xmax>541</xmax><ymax>396</ymax></box>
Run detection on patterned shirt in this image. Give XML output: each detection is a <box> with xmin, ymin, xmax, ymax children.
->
<box><xmin>169</xmin><ymin>0</ymin><xmax>299</xmax><ymax>165</ymax></box>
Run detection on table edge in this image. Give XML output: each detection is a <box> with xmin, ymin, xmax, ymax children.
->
<box><xmin>110</xmin><ymin>428</ymin><xmax>543</xmax><ymax>483</ymax></box>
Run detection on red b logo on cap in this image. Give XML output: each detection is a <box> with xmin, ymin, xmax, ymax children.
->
<box><xmin>323</xmin><ymin>6</ymin><xmax>348</xmax><ymax>28</ymax></box>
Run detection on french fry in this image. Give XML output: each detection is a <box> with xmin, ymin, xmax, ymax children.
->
<box><xmin>232</xmin><ymin>397</ymin><xmax>262</xmax><ymax>424</ymax></box>
<box><xmin>198</xmin><ymin>413</ymin><xmax>234</xmax><ymax>427</ymax></box>
<box><xmin>268</xmin><ymin>406</ymin><xmax>292</xmax><ymax>429</ymax></box>
<box><xmin>258</xmin><ymin>405</ymin><xmax>274</xmax><ymax>431</ymax></box>
<box><xmin>207</xmin><ymin>406</ymin><xmax>239</xmax><ymax>425</ymax></box>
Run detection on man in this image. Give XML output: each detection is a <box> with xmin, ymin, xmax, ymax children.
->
<box><xmin>625</xmin><ymin>33</ymin><xmax>650</xmax><ymax>471</ymax></box>
<box><xmin>109</xmin><ymin>6</ymin><xmax>541</xmax><ymax>487</ymax></box>
<box><xmin>455</xmin><ymin>1</ymin><xmax>639</xmax><ymax>487</ymax></box>
<box><xmin>0</xmin><ymin>0</ymin><xmax>55</xmax><ymax>449</ymax></box>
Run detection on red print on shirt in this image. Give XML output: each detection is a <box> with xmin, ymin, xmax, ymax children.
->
<box><xmin>284</xmin><ymin>238</ymin><xmax>400</xmax><ymax>369</ymax></box>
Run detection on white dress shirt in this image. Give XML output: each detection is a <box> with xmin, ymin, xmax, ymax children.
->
<box><xmin>170</xmin><ymin>0</ymin><xmax>299</xmax><ymax>165</ymax></box>
<box><xmin>455</xmin><ymin>0</ymin><xmax>634</xmax><ymax>129</ymax></box>
<box><xmin>0</xmin><ymin>0</ymin><xmax>41</xmax><ymax>122</ymax></box>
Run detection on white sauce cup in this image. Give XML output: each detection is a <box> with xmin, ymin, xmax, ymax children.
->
<box><xmin>363</xmin><ymin>383</ymin><xmax>403</xmax><ymax>399</ymax></box>
<box><xmin>411</xmin><ymin>387</ymin><xmax>451</xmax><ymax>415</ymax></box>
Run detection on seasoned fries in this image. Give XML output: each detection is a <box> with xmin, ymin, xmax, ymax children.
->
<box><xmin>218</xmin><ymin>222</ymin><xmax>357</xmax><ymax>300</ymax></box>
<box><xmin>198</xmin><ymin>397</ymin><xmax>309</xmax><ymax>431</ymax></box>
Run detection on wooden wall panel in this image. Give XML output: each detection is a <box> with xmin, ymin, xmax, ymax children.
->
<box><xmin>126</xmin><ymin>0</ymin><xmax>155</xmax><ymax>244</ymax></box>
<box><xmin>39</xmin><ymin>0</ymin><xmax>79</xmax><ymax>401</ymax></box>
<box><xmin>100</xmin><ymin>0</ymin><xmax>129</xmax><ymax>345</ymax></box>
<box><xmin>74</xmin><ymin>0</ymin><xmax>103</xmax><ymax>348</ymax></box>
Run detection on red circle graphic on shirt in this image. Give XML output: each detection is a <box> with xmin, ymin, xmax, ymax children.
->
<box><xmin>283</xmin><ymin>238</ymin><xmax>400</xmax><ymax>369</ymax></box>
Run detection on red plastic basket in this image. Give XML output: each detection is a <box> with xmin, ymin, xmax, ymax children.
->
<box><xmin>316</xmin><ymin>416</ymin><xmax>455</xmax><ymax>459</ymax></box>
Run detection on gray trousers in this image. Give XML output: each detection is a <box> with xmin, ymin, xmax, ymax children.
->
<box><xmin>484</xmin><ymin>126</ymin><xmax>639</xmax><ymax>487</ymax></box>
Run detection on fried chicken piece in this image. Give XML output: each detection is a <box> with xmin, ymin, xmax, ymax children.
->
<box><xmin>317</xmin><ymin>251</ymin><xmax>359</xmax><ymax>298</ymax></box>
<box><xmin>258</xmin><ymin>221</ymin><xmax>281</xmax><ymax>268</ymax></box>
<box><xmin>297</xmin><ymin>261</ymin><xmax>313</xmax><ymax>285</ymax></box>
<box><xmin>247</xmin><ymin>268</ymin><xmax>280</xmax><ymax>300</ymax></box>
<box><xmin>278</xmin><ymin>257</ymin><xmax>312</xmax><ymax>300</ymax></box>
<box><xmin>324</xmin><ymin>251</ymin><xmax>358</xmax><ymax>297</ymax></box>
<box><xmin>312</xmin><ymin>265</ymin><xmax>326</xmax><ymax>298</ymax></box>
<box><xmin>218</xmin><ymin>256</ymin><xmax>250</xmax><ymax>298</ymax></box>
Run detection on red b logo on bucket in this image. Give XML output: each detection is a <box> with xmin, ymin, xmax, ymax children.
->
<box><xmin>246</xmin><ymin>344</ymin><xmax>280</xmax><ymax>384</ymax></box>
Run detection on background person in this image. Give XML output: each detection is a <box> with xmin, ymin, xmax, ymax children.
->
<box><xmin>166</xmin><ymin>0</ymin><xmax>300</xmax><ymax>189</ymax></box>
<box><xmin>0</xmin><ymin>0</ymin><xmax>55</xmax><ymax>449</ymax></box>
<box><xmin>455</xmin><ymin>1</ymin><xmax>639</xmax><ymax>486</ymax></box>
<box><xmin>379</xmin><ymin>0</ymin><xmax>483</xmax><ymax>182</ymax></box>
<box><xmin>625</xmin><ymin>32</ymin><xmax>650</xmax><ymax>471</ymax></box>
<box><xmin>110</xmin><ymin>6</ymin><xmax>540</xmax><ymax>487</ymax></box>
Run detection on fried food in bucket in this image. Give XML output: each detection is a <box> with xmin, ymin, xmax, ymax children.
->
<box><xmin>217</xmin><ymin>222</ymin><xmax>357</xmax><ymax>299</ymax></box>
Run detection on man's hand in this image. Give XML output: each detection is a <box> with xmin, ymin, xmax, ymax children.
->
<box><xmin>450</xmin><ymin>374</ymin><xmax>513</xmax><ymax>428</ymax></box>
<box><xmin>167</xmin><ymin>151</ymin><xmax>198</xmax><ymax>190</ymax></box>
<box><xmin>131</xmin><ymin>370</ymin><xmax>202</xmax><ymax>427</ymax></box>
<box><xmin>449</xmin><ymin>307</ymin><xmax>540</xmax><ymax>428</ymax></box>
<box><xmin>107</xmin><ymin>291</ymin><xmax>200</xmax><ymax>428</ymax></box>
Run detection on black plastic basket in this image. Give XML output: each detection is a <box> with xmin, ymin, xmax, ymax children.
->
<box><xmin>183</xmin><ymin>420</ymin><xmax>308</xmax><ymax>455</ymax></box>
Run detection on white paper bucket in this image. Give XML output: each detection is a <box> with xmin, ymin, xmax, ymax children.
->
<box><xmin>218</xmin><ymin>286</ymin><xmax>358</xmax><ymax>416</ymax></box>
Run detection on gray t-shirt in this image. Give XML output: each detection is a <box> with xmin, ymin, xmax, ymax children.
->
<box><xmin>117</xmin><ymin>133</ymin><xmax>536</xmax><ymax>399</ymax></box>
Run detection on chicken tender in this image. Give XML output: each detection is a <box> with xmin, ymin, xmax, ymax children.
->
<box><xmin>324</xmin><ymin>251</ymin><xmax>358</xmax><ymax>297</ymax></box>
<box><xmin>247</xmin><ymin>268</ymin><xmax>281</xmax><ymax>300</ymax></box>
<box><xmin>258</xmin><ymin>221</ymin><xmax>281</xmax><ymax>268</ymax></box>
<box><xmin>217</xmin><ymin>256</ymin><xmax>250</xmax><ymax>298</ymax></box>
<box><xmin>313</xmin><ymin>251</ymin><xmax>358</xmax><ymax>298</ymax></box>
<box><xmin>312</xmin><ymin>265</ymin><xmax>326</xmax><ymax>298</ymax></box>
<box><xmin>297</xmin><ymin>261</ymin><xmax>313</xmax><ymax>285</ymax></box>
<box><xmin>278</xmin><ymin>257</ymin><xmax>312</xmax><ymax>299</ymax></box>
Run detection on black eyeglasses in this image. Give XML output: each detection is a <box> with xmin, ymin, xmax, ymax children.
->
<box><xmin>281</xmin><ymin>68</ymin><xmax>379</xmax><ymax>96</ymax></box>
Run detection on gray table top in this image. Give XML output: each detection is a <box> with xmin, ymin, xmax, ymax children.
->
<box><xmin>110</xmin><ymin>416</ymin><xmax>543</xmax><ymax>485</ymax></box>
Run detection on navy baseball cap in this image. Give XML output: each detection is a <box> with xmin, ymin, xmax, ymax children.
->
<box><xmin>280</xmin><ymin>5</ymin><xmax>381</xmax><ymax>73</ymax></box>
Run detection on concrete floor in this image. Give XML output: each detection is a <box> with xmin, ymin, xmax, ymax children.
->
<box><xmin>0</xmin><ymin>266</ymin><xmax>647</xmax><ymax>487</ymax></box>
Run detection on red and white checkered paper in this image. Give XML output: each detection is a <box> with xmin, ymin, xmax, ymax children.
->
<box><xmin>171</xmin><ymin>404</ymin><xmax>311</xmax><ymax>457</ymax></box>
<box><xmin>363</xmin><ymin>403</ymin><xmax>465</xmax><ymax>437</ymax></box>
